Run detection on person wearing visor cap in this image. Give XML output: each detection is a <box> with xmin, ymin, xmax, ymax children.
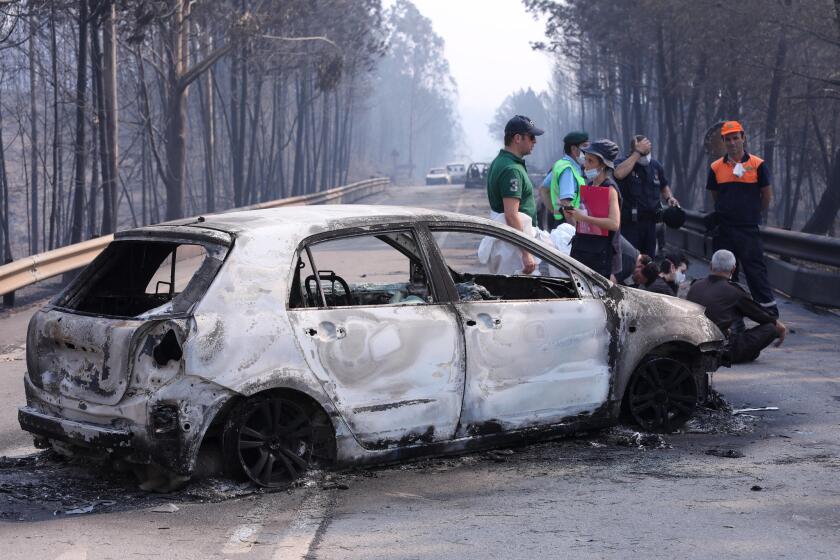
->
<box><xmin>539</xmin><ymin>131</ymin><xmax>589</xmax><ymax>230</ymax></box>
<box><xmin>562</xmin><ymin>139</ymin><xmax>623</xmax><ymax>279</ymax></box>
<box><xmin>706</xmin><ymin>120</ymin><xmax>778</xmax><ymax>318</ymax></box>
<box><xmin>486</xmin><ymin>115</ymin><xmax>544</xmax><ymax>274</ymax></box>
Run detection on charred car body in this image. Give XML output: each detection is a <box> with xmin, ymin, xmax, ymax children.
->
<box><xmin>464</xmin><ymin>162</ymin><xmax>488</xmax><ymax>189</ymax></box>
<box><xmin>19</xmin><ymin>206</ymin><xmax>723</xmax><ymax>488</ymax></box>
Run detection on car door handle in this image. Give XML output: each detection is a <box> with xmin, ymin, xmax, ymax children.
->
<box><xmin>304</xmin><ymin>328</ymin><xmax>317</xmax><ymax>336</ymax></box>
<box><xmin>465</xmin><ymin>319</ymin><xmax>477</xmax><ymax>327</ymax></box>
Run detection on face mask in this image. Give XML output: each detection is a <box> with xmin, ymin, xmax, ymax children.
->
<box><xmin>638</xmin><ymin>154</ymin><xmax>651</xmax><ymax>166</ymax></box>
<box><xmin>576</xmin><ymin>153</ymin><xmax>586</xmax><ymax>166</ymax></box>
<box><xmin>584</xmin><ymin>168</ymin><xmax>599</xmax><ymax>181</ymax></box>
<box><xmin>675</xmin><ymin>270</ymin><xmax>686</xmax><ymax>285</ymax></box>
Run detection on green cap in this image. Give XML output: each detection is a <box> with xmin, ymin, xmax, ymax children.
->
<box><xmin>563</xmin><ymin>131</ymin><xmax>589</xmax><ymax>145</ymax></box>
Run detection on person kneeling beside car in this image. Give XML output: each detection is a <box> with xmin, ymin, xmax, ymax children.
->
<box><xmin>687</xmin><ymin>249</ymin><xmax>787</xmax><ymax>364</ymax></box>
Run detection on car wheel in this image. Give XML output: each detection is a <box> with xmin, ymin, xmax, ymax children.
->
<box><xmin>626</xmin><ymin>356</ymin><xmax>697</xmax><ymax>432</ymax></box>
<box><xmin>222</xmin><ymin>394</ymin><xmax>328</xmax><ymax>487</ymax></box>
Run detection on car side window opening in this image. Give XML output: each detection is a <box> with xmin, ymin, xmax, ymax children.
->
<box><xmin>431</xmin><ymin>229</ymin><xmax>579</xmax><ymax>302</ymax></box>
<box><xmin>290</xmin><ymin>231</ymin><xmax>433</xmax><ymax>309</ymax></box>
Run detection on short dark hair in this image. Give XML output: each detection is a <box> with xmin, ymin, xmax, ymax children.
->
<box><xmin>642</xmin><ymin>263</ymin><xmax>659</xmax><ymax>284</ymax></box>
<box><xmin>659</xmin><ymin>258</ymin><xmax>675</xmax><ymax>275</ymax></box>
<box><xmin>563</xmin><ymin>142</ymin><xmax>574</xmax><ymax>155</ymax></box>
<box><xmin>504</xmin><ymin>132</ymin><xmax>516</xmax><ymax>146</ymax></box>
<box><xmin>638</xmin><ymin>254</ymin><xmax>653</xmax><ymax>267</ymax></box>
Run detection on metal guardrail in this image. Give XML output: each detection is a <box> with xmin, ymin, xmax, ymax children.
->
<box><xmin>0</xmin><ymin>178</ymin><xmax>390</xmax><ymax>299</ymax></box>
<box><xmin>666</xmin><ymin>209</ymin><xmax>840</xmax><ymax>307</ymax></box>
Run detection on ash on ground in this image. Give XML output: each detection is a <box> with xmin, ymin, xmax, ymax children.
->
<box><xmin>1</xmin><ymin>392</ymin><xmax>757</xmax><ymax>521</ymax></box>
<box><xmin>0</xmin><ymin>450</ymin><xmax>262</xmax><ymax>522</ymax></box>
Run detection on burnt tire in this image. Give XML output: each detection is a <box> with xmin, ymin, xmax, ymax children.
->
<box><xmin>626</xmin><ymin>356</ymin><xmax>698</xmax><ymax>433</ymax></box>
<box><xmin>222</xmin><ymin>394</ymin><xmax>333</xmax><ymax>487</ymax></box>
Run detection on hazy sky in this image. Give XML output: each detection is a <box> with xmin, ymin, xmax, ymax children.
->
<box><xmin>406</xmin><ymin>0</ymin><xmax>555</xmax><ymax>161</ymax></box>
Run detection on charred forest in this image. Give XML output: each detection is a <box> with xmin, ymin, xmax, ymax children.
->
<box><xmin>0</xmin><ymin>0</ymin><xmax>461</xmax><ymax>263</ymax></box>
<box><xmin>515</xmin><ymin>0</ymin><xmax>840</xmax><ymax>235</ymax></box>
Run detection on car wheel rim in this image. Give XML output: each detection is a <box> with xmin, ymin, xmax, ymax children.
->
<box><xmin>236</xmin><ymin>398</ymin><xmax>314</xmax><ymax>487</ymax></box>
<box><xmin>628</xmin><ymin>357</ymin><xmax>697</xmax><ymax>432</ymax></box>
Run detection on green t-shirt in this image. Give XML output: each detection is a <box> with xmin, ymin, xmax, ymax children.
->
<box><xmin>486</xmin><ymin>149</ymin><xmax>537</xmax><ymax>226</ymax></box>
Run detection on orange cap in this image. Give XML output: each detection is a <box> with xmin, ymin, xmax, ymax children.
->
<box><xmin>721</xmin><ymin>121</ymin><xmax>744</xmax><ymax>136</ymax></box>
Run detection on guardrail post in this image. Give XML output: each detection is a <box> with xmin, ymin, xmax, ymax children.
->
<box><xmin>2</xmin><ymin>257</ymin><xmax>13</xmax><ymax>307</ymax></box>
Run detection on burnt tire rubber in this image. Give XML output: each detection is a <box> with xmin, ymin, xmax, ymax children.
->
<box><xmin>626</xmin><ymin>356</ymin><xmax>698</xmax><ymax>433</ymax></box>
<box><xmin>222</xmin><ymin>394</ymin><xmax>332</xmax><ymax>488</ymax></box>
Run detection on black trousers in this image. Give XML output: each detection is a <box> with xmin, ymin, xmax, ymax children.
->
<box><xmin>621</xmin><ymin>218</ymin><xmax>657</xmax><ymax>258</ymax></box>
<box><xmin>713</xmin><ymin>224</ymin><xmax>778</xmax><ymax>316</ymax></box>
<box><xmin>729</xmin><ymin>323</ymin><xmax>778</xmax><ymax>364</ymax></box>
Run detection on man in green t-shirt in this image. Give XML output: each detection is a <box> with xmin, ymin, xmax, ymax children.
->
<box><xmin>486</xmin><ymin>115</ymin><xmax>544</xmax><ymax>274</ymax></box>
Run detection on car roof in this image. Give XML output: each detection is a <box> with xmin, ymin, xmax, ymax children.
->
<box><xmin>129</xmin><ymin>205</ymin><xmax>494</xmax><ymax>238</ymax></box>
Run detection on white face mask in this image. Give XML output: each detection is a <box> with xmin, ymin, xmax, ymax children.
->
<box><xmin>584</xmin><ymin>168</ymin><xmax>599</xmax><ymax>181</ymax></box>
<box><xmin>638</xmin><ymin>154</ymin><xmax>652</xmax><ymax>166</ymax></box>
<box><xmin>576</xmin><ymin>153</ymin><xmax>586</xmax><ymax>166</ymax></box>
<box><xmin>675</xmin><ymin>270</ymin><xmax>686</xmax><ymax>285</ymax></box>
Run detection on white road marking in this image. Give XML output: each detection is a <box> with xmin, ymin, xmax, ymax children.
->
<box><xmin>53</xmin><ymin>547</ymin><xmax>88</xmax><ymax>560</ymax></box>
<box><xmin>272</xmin><ymin>490</ymin><xmax>333</xmax><ymax>560</ymax></box>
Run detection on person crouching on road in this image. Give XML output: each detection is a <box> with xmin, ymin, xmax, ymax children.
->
<box><xmin>687</xmin><ymin>249</ymin><xmax>787</xmax><ymax>364</ymax></box>
<box><xmin>562</xmin><ymin>139</ymin><xmax>622</xmax><ymax>280</ymax></box>
<box><xmin>486</xmin><ymin>115</ymin><xmax>544</xmax><ymax>274</ymax></box>
<box><xmin>639</xmin><ymin>260</ymin><xmax>673</xmax><ymax>295</ymax></box>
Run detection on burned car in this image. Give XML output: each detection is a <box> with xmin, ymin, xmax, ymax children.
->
<box><xmin>425</xmin><ymin>167</ymin><xmax>450</xmax><ymax>185</ymax></box>
<box><xmin>19</xmin><ymin>206</ymin><xmax>723</xmax><ymax>489</ymax></box>
<box><xmin>464</xmin><ymin>162</ymin><xmax>488</xmax><ymax>189</ymax></box>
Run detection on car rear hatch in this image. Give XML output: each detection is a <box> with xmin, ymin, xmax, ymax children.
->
<box><xmin>27</xmin><ymin>226</ymin><xmax>232</xmax><ymax>405</ymax></box>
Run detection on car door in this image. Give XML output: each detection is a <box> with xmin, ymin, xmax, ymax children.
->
<box><xmin>428</xmin><ymin>225</ymin><xmax>611</xmax><ymax>436</ymax></box>
<box><xmin>286</xmin><ymin>227</ymin><xmax>465</xmax><ymax>449</ymax></box>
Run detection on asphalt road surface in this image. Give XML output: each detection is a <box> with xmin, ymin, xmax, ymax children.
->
<box><xmin>1</xmin><ymin>185</ymin><xmax>839</xmax><ymax>559</ymax></box>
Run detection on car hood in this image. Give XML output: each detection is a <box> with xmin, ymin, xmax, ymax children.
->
<box><xmin>614</xmin><ymin>284</ymin><xmax>706</xmax><ymax>317</ymax></box>
<box><xmin>608</xmin><ymin>284</ymin><xmax>724</xmax><ymax>342</ymax></box>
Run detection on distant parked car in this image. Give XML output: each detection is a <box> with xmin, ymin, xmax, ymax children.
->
<box><xmin>19</xmin><ymin>205</ymin><xmax>724</xmax><ymax>490</ymax></box>
<box><xmin>446</xmin><ymin>163</ymin><xmax>467</xmax><ymax>184</ymax></box>
<box><xmin>464</xmin><ymin>163</ymin><xmax>489</xmax><ymax>189</ymax></box>
<box><xmin>425</xmin><ymin>167</ymin><xmax>450</xmax><ymax>185</ymax></box>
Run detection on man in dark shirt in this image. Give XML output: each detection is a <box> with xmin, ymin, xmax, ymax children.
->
<box><xmin>707</xmin><ymin>121</ymin><xmax>778</xmax><ymax>317</ymax></box>
<box><xmin>687</xmin><ymin>249</ymin><xmax>787</xmax><ymax>364</ymax></box>
<box><xmin>614</xmin><ymin>135</ymin><xmax>679</xmax><ymax>257</ymax></box>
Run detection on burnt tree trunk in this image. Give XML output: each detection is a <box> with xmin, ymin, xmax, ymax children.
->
<box><xmin>28</xmin><ymin>15</ymin><xmax>39</xmax><ymax>254</ymax></box>
<box><xmin>802</xmin><ymin>148</ymin><xmax>840</xmax><ymax>234</ymax></box>
<box><xmin>99</xmin><ymin>1</ymin><xmax>118</xmax><ymax>234</ymax></box>
<box><xmin>69</xmin><ymin>0</ymin><xmax>89</xmax><ymax>244</ymax></box>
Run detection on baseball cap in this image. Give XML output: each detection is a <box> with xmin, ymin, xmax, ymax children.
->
<box><xmin>505</xmin><ymin>115</ymin><xmax>545</xmax><ymax>137</ymax></box>
<box><xmin>720</xmin><ymin>121</ymin><xmax>744</xmax><ymax>136</ymax></box>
